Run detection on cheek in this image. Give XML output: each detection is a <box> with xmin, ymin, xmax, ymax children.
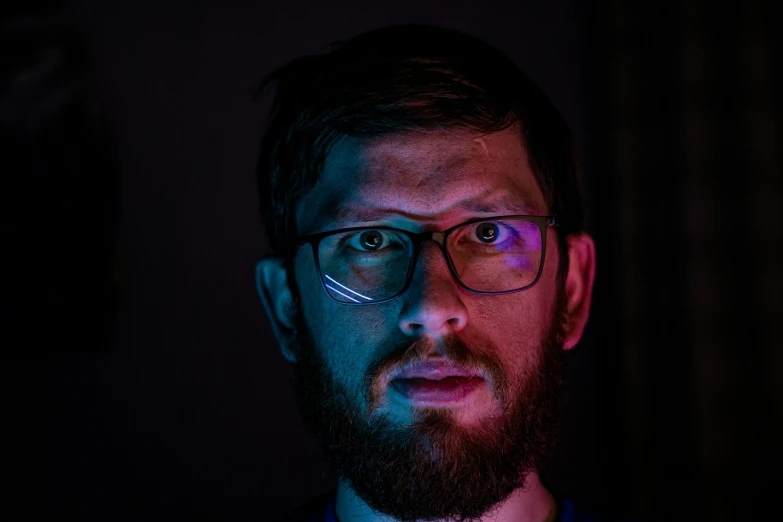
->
<box><xmin>467</xmin><ymin>235</ymin><xmax>561</xmax><ymax>339</ymax></box>
<box><xmin>470</xmin><ymin>294</ymin><xmax>549</xmax><ymax>337</ymax></box>
<box><xmin>467</xmin><ymin>293</ymin><xmax>553</xmax><ymax>370</ymax></box>
<box><xmin>294</xmin><ymin>251</ymin><xmax>399</xmax><ymax>385</ymax></box>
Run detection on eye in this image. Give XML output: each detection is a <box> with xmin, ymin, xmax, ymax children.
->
<box><xmin>345</xmin><ymin>229</ymin><xmax>405</xmax><ymax>253</ymax></box>
<box><xmin>474</xmin><ymin>222</ymin><xmax>500</xmax><ymax>243</ymax></box>
<box><xmin>334</xmin><ymin>228</ymin><xmax>408</xmax><ymax>257</ymax></box>
<box><xmin>358</xmin><ymin>230</ymin><xmax>385</xmax><ymax>250</ymax></box>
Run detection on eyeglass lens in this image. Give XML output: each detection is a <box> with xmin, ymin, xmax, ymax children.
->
<box><xmin>317</xmin><ymin>219</ymin><xmax>543</xmax><ymax>303</ymax></box>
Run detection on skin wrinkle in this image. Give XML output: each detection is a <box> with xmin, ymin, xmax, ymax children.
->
<box><xmin>297</xmin><ymin>125</ymin><xmax>545</xmax><ymax>234</ymax></box>
<box><xmin>319</xmin><ymin>193</ymin><xmax>541</xmax><ymax>234</ymax></box>
<box><xmin>356</xmin><ymin>139</ymin><xmax>491</xmax><ymax>215</ymax></box>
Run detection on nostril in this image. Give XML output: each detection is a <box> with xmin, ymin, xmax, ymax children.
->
<box><xmin>400</xmin><ymin>320</ymin><xmax>423</xmax><ymax>335</ymax></box>
<box><xmin>447</xmin><ymin>317</ymin><xmax>465</xmax><ymax>329</ymax></box>
<box><xmin>399</xmin><ymin>312</ymin><xmax>466</xmax><ymax>337</ymax></box>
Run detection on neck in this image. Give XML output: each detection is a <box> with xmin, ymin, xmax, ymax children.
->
<box><xmin>334</xmin><ymin>472</ymin><xmax>557</xmax><ymax>522</ymax></box>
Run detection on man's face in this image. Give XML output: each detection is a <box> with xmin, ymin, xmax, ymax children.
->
<box><xmin>261</xmin><ymin>125</ymin><xmax>591</xmax><ymax>521</ymax></box>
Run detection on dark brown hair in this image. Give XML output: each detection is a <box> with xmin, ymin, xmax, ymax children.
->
<box><xmin>256</xmin><ymin>24</ymin><xmax>582</xmax><ymax>256</ymax></box>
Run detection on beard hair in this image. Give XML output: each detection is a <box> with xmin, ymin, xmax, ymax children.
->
<box><xmin>288</xmin><ymin>289</ymin><xmax>567</xmax><ymax>522</ymax></box>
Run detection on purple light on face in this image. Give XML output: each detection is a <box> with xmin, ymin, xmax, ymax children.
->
<box><xmin>504</xmin><ymin>253</ymin><xmax>534</xmax><ymax>271</ymax></box>
<box><xmin>324</xmin><ymin>274</ymin><xmax>374</xmax><ymax>301</ymax></box>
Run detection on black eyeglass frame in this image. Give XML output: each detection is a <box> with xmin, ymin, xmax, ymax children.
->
<box><xmin>293</xmin><ymin>215</ymin><xmax>558</xmax><ymax>305</ymax></box>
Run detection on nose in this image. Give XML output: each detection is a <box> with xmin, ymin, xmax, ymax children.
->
<box><xmin>398</xmin><ymin>241</ymin><xmax>468</xmax><ymax>337</ymax></box>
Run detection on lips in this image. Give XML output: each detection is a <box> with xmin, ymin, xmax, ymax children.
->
<box><xmin>388</xmin><ymin>360</ymin><xmax>486</xmax><ymax>405</ymax></box>
<box><xmin>390</xmin><ymin>375</ymin><xmax>485</xmax><ymax>404</ymax></box>
<box><xmin>390</xmin><ymin>359</ymin><xmax>481</xmax><ymax>380</ymax></box>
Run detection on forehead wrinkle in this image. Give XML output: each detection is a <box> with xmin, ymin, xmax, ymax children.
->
<box><xmin>317</xmin><ymin>190</ymin><xmax>542</xmax><ymax>232</ymax></box>
<box><xmin>297</xmin><ymin>126</ymin><xmax>545</xmax><ymax>233</ymax></box>
<box><xmin>355</xmin><ymin>129</ymin><xmax>507</xmax><ymax>187</ymax></box>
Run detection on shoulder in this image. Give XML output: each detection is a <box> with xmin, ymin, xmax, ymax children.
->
<box><xmin>272</xmin><ymin>490</ymin><xmax>336</xmax><ymax>522</ymax></box>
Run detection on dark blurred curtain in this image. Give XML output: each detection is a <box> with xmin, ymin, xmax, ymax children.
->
<box><xmin>1</xmin><ymin>1</ymin><xmax>120</xmax><ymax>518</ymax></box>
<box><xmin>589</xmin><ymin>1</ymin><xmax>781</xmax><ymax>520</ymax></box>
<box><xmin>1</xmin><ymin>1</ymin><xmax>120</xmax><ymax>356</ymax></box>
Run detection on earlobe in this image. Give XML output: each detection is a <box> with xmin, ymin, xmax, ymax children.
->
<box><xmin>255</xmin><ymin>257</ymin><xmax>298</xmax><ymax>363</ymax></box>
<box><xmin>561</xmin><ymin>233</ymin><xmax>596</xmax><ymax>350</ymax></box>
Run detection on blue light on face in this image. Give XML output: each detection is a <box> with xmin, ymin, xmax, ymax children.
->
<box><xmin>324</xmin><ymin>274</ymin><xmax>374</xmax><ymax>302</ymax></box>
<box><xmin>324</xmin><ymin>284</ymin><xmax>361</xmax><ymax>303</ymax></box>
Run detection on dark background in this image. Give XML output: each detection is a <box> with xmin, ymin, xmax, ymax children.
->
<box><xmin>2</xmin><ymin>1</ymin><xmax>780</xmax><ymax>521</ymax></box>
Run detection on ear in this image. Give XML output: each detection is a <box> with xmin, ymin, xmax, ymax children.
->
<box><xmin>561</xmin><ymin>233</ymin><xmax>596</xmax><ymax>350</ymax></box>
<box><xmin>255</xmin><ymin>256</ymin><xmax>298</xmax><ymax>363</ymax></box>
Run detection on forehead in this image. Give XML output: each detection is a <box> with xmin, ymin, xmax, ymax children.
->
<box><xmin>296</xmin><ymin>125</ymin><xmax>547</xmax><ymax>234</ymax></box>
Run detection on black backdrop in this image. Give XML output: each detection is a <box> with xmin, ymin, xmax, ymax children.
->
<box><xmin>2</xmin><ymin>1</ymin><xmax>780</xmax><ymax>521</ymax></box>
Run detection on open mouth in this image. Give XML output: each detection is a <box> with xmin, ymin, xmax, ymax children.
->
<box><xmin>389</xmin><ymin>375</ymin><xmax>485</xmax><ymax>405</ymax></box>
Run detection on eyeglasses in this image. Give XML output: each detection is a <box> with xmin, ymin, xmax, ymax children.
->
<box><xmin>295</xmin><ymin>215</ymin><xmax>557</xmax><ymax>305</ymax></box>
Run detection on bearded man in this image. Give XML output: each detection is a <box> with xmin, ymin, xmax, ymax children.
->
<box><xmin>255</xmin><ymin>24</ymin><xmax>600</xmax><ymax>522</ymax></box>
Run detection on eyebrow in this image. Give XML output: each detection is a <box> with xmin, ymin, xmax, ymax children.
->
<box><xmin>323</xmin><ymin>194</ymin><xmax>542</xmax><ymax>228</ymax></box>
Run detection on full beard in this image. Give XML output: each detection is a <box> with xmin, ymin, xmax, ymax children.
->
<box><xmin>289</xmin><ymin>293</ymin><xmax>567</xmax><ymax>522</ymax></box>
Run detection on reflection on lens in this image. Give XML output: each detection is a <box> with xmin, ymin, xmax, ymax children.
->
<box><xmin>319</xmin><ymin>229</ymin><xmax>413</xmax><ymax>303</ymax></box>
<box><xmin>323</xmin><ymin>274</ymin><xmax>374</xmax><ymax>303</ymax></box>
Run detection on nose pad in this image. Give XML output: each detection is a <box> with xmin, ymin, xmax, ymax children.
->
<box><xmin>398</xmin><ymin>242</ymin><xmax>468</xmax><ymax>336</ymax></box>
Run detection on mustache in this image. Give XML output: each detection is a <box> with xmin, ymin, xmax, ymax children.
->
<box><xmin>363</xmin><ymin>336</ymin><xmax>510</xmax><ymax>408</ymax></box>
